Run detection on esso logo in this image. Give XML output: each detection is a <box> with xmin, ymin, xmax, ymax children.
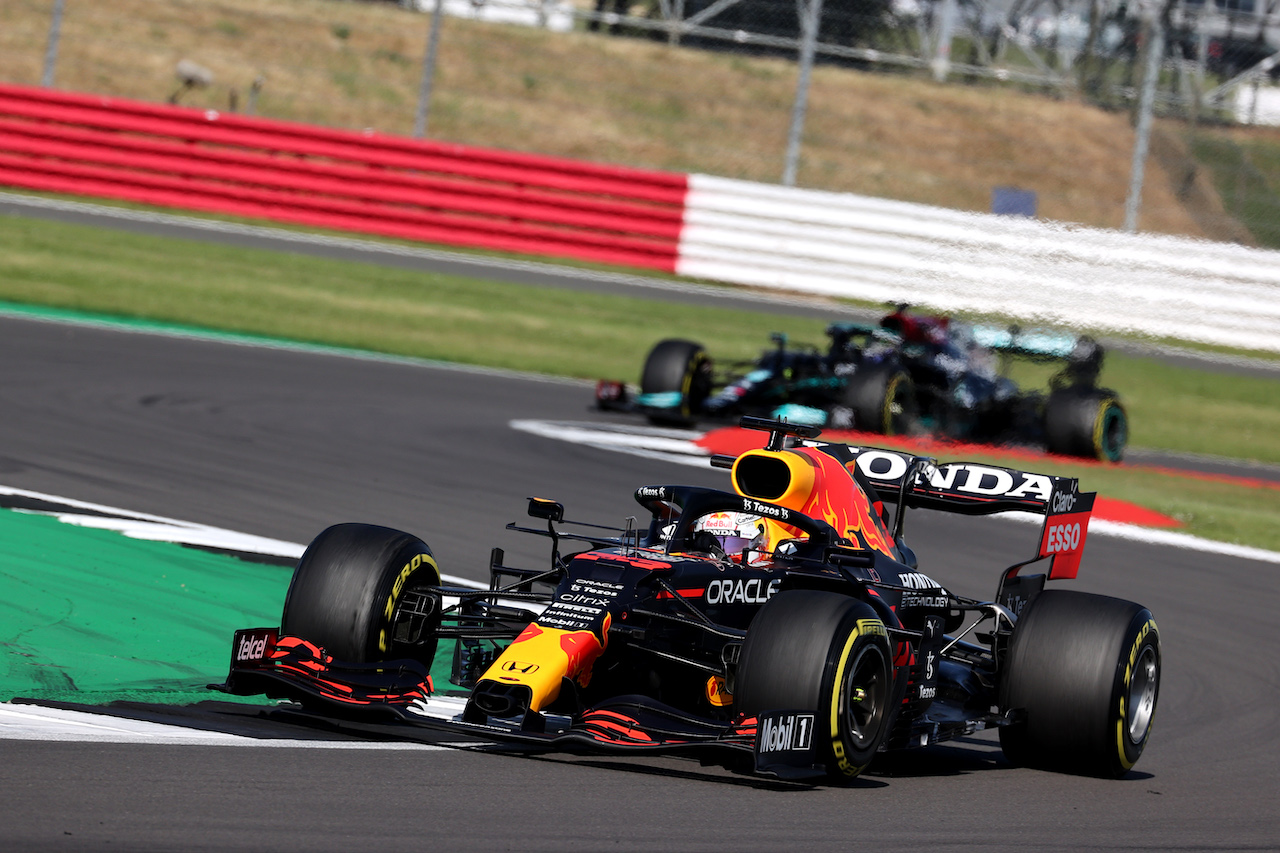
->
<box><xmin>1045</xmin><ymin>522</ymin><xmax>1081</xmax><ymax>553</ymax></box>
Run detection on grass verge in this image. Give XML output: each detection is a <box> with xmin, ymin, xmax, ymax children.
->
<box><xmin>1</xmin><ymin>209</ymin><xmax>1278</xmax><ymax>551</ymax></box>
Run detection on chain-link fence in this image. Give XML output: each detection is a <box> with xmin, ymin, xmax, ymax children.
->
<box><xmin>3</xmin><ymin>0</ymin><xmax>1279</xmax><ymax>245</ymax></box>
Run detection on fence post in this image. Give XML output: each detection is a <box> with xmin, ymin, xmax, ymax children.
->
<box><xmin>42</xmin><ymin>0</ymin><xmax>66</xmax><ymax>88</ymax></box>
<box><xmin>931</xmin><ymin>0</ymin><xmax>957</xmax><ymax>82</ymax></box>
<box><xmin>1124</xmin><ymin>10</ymin><xmax>1165</xmax><ymax>233</ymax></box>
<box><xmin>414</xmin><ymin>0</ymin><xmax>445</xmax><ymax>138</ymax></box>
<box><xmin>782</xmin><ymin>0</ymin><xmax>824</xmax><ymax>187</ymax></box>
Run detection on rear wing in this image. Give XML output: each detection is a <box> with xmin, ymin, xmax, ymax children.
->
<box><xmin>971</xmin><ymin>325</ymin><xmax>1104</xmax><ymax>384</ymax></box>
<box><xmin>970</xmin><ymin>325</ymin><xmax>1080</xmax><ymax>360</ymax></box>
<box><xmin>815</xmin><ymin>443</ymin><xmax>1095</xmax><ymax>580</ymax></box>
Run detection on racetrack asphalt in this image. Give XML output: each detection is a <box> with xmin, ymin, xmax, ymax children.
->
<box><xmin>1</xmin><ymin>314</ymin><xmax>1277</xmax><ymax>852</ymax></box>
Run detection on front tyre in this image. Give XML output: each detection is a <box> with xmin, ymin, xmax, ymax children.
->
<box><xmin>736</xmin><ymin>590</ymin><xmax>895</xmax><ymax>780</ymax></box>
<box><xmin>281</xmin><ymin>523</ymin><xmax>441</xmax><ymax>665</ymax></box>
<box><xmin>639</xmin><ymin>339</ymin><xmax>712</xmax><ymax>427</ymax></box>
<box><xmin>842</xmin><ymin>363</ymin><xmax>915</xmax><ymax>436</ymax></box>
<box><xmin>999</xmin><ymin>589</ymin><xmax>1160</xmax><ymax>777</ymax></box>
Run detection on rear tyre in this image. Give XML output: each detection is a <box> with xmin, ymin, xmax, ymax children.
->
<box><xmin>639</xmin><ymin>339</ymin><xmax>712</xmax><ymax>427</ymax></box>
<box><xmin>842</xmin><ymin>363</ymin><xmax>915</xmax><ymax>435</ymax></box>
<box><xmin>999</xmin><ymin>590</ymin><xmax>1160</xmax><ymax>778</ymax></box>
<box><xmin>737</xmin><ymin>590</ymin><xmax>895</xmax><ymax>780</ymax></box>
<box><xmin>1045</xmin><ymin>388</ymin><xmax>1127</xmax><ymax>462</ymax></box>
<box><xmin>281</xmin><ymin>523</ymin><xmax>441</xmax><ymax>665</ymax></box>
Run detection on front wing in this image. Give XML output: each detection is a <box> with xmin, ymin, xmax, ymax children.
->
<box><xmin>212</xmin><ymin>629</ymin><xmax>823</xmax><ymax>779</ymax></box>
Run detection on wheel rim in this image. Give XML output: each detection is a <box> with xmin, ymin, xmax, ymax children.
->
<box><xmin>842</xmin><ymin>645</ymin><xmax>888</xmax><ymax>749</ymax></box>
<box><xmin>1127</xmin><ymin>645</ymin><xmax>1158</xmax><ymax>743</ymax></box>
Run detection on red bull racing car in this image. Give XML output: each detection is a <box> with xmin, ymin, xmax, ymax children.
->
<box><xmin>215</xmin><ymin>417</ymin><xmax>1160</xmax><ymax>780</ymax></box>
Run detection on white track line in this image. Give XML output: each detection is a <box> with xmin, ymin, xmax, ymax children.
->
<box><xmin>0</xmin><ymin>704</ymin><xmax>454</xmax><ymax>748</ymax></box>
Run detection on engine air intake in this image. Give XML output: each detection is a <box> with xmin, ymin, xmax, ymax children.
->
<box><xmin>732</xmin><ymin>450</ymin><xmax>816</xmax><ymax>507</ymax></box>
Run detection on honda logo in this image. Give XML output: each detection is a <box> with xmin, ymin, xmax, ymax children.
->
<box><xmin>501</xmin><ymin>660</ymin><xmax>540</xmax><ymax>674</ymax></box>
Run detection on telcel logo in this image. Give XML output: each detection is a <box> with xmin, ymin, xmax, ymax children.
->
<box><xmin>236</xmin><ymin>633</ymin><xmax>270</xmax><ymax>662</ymax></box>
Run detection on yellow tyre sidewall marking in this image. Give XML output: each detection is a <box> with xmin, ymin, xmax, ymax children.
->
<box><xmin>378</xmin><ymin>551</ymin><xmax>440</xmax><ymax>654</ymax></box>
<box><xmin>1093</xmin><ymin>398</ymin><xmax>1122</xmax><ymax>459</ymax></box>
<box><xmin>680</xmin><ymin>352</ymin><xmax>708</xmax><ymax>419</ymax></box>
<box><xmin>882</xmin><ymin>375</ymin><xmax>905</xmax><ymax>435</ymax></box>
<box><xmin>828</xmin><ymin>617</ymin><xmax>887</xmax><ymax>777</ymax></box>
<box><xmin>1114</xmin><ymin>617</ymin><xmax>1158</xmax><ymax>770</ymax></box>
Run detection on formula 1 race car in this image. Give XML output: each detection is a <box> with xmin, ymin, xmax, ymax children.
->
<box><xmin>215</xmin><ymin>417</ymin><xmax>1159</xmax><ymax>781</ymax></box>
<box><xmin>594</xmin><ymin>306</ymin><xmax>1128</xmax><ymax>462</ymax></box>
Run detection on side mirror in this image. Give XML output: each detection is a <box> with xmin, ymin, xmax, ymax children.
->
<box><xmin>527</xmin><ymin>498</ymin><xmax>564</xmax><ymax>523</ymax></box>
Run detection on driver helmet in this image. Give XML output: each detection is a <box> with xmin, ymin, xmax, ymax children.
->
<box><xmin>691</xmin><ymin>512</ymin><xmax>800</xmax><ymax>565</ymax></box>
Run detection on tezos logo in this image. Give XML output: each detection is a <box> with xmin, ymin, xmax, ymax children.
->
<box><xmin>742</xmin><ymin>499</ymin><xmax>787</xmax><ymax>520</ymax></box>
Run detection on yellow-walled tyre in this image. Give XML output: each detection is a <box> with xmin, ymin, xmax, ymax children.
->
<box><xmin>281</xmin><ymin>523</ymin><xmax>441</xmax><ymax>665</ymax></box>
<box><xmin>999</xmin><ymin>589</ymin><xmax>1160</xmax><ymax>778</ymax></box>
<box><xmin>736</xmin><ymin>590</ymin><xmax>895</xmax><ymax>781</ymax></box>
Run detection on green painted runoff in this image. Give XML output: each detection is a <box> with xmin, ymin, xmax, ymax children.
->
<box><xmin>0</xmin><ymin>507</ymin><xmax>288</xmax><ymax>705</ymax></box>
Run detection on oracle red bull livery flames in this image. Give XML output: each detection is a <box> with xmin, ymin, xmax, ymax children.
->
<box><xmin>215</xmin><ymin>417</ymin><xmax>1160</xmax><ymax>781</ymax></box>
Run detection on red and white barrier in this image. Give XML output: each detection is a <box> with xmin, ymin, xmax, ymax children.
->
<box><xmin>677</xmin><ymin>174</ymin><xmax>1280</xmax><ymax>354</ymax></box>
<box><xmin>0</xmin><ymin>84</ymin><xmax>687</xmax><ymax>271</ymax></box>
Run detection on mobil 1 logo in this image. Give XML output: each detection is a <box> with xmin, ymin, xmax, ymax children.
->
<box><xmin>757</xmin><ymin>711</ymin><xmax>815</xmax><ymax>754</ymax></box>
<box><xmin>753</xmin><ymin>709</ymin><xmax>821</xmax><ymax>777</ymax></box>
